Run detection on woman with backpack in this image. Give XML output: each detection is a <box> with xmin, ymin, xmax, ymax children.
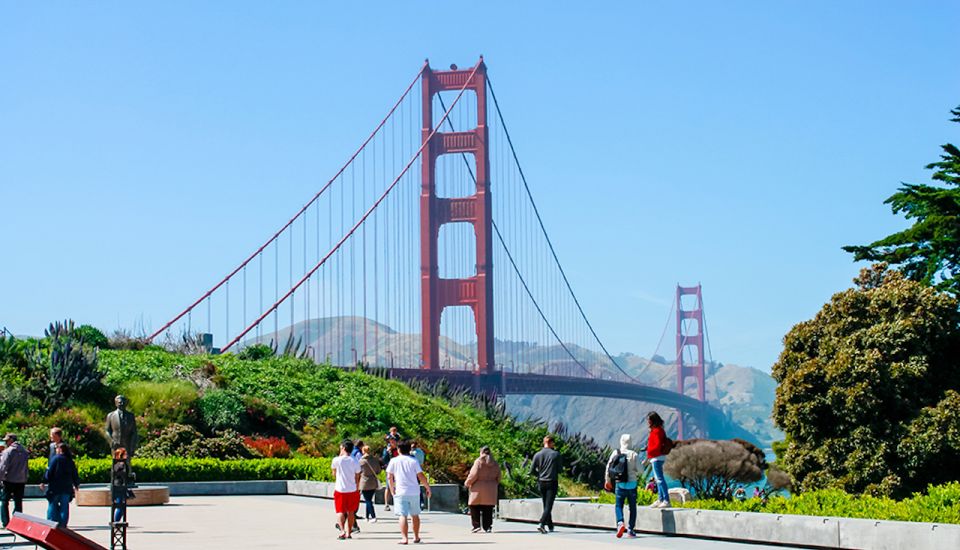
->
<box><xmin>604</xmin><ymin>434</ymin><xmax>639</xmax><ymax>538</ymax></box>
<box><xmin>646</xmin><ymin>411</ymin><xmax>673</xmax><ymax>508</ymax></box>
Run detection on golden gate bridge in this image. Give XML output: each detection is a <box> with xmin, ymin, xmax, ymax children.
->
<box><xmin>146</xmin><ymin>58</ymin><xmax>737</xmax><ymax>439</ymax></box>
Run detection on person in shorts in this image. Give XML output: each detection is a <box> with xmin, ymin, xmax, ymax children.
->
<box><xmin>386</xmin><ymin>440</ymin><xmax>432</xmax><ymax>545</ymax></box>
<box><xmin>332</xmin><ymin>440</ymin><xmax>362</xmax><ymax>540</ymax></box>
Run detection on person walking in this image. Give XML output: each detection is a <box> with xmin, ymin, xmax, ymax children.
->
<box><xmin>48</xmin><ymin>427</ymin><xmax>63</xmax><ymax>465</ymax></box>
<box><xmin>530</xmin><ymin>435</ymin><xmax>561</xmax><ymax>534</ymax></box>
<box><xmin>465</xmin><ymin>446</ymin><xmax>501</xmax><ymax>533</ymax></box>
<box><xmin>381</xmin><ymin>438</ymin><xmax>399</xmax><ymax>511</ymax></box>
<box><xmin>352</xmin><ymin>440</ymin><xmax>364</xmax><ymax>462</ymax></box>
<box><xmin>358</xmin><ymin>445</ymin><xmax>381</xmax><ymax>523</ymax></box>
<box><xmin>605</xmin><ymin>434</ymin><xmax>640</xmax><ymax>538</ymax></box>
<box><xmin>41</xmin><ymin>443</ymin><xmax>80</xmax><ymax>527</ymax></box>
<box><xmin>410</xmin><ymin>442</ymin><xmax>426</xmax><ymax>508</ymax></box>
<box><xmin>332</xmin><ymin>440</ymin><xmax>362</xmax><ymax>540</ymax></box>
<box><xmin>646</xmin><ymin>412</ymin><xmax>673</xmax><ymax>508</ymax></box>
<box><xmin>0</xmin><ymin>433</ymin><xmax>29</xmax><ymax>528</ymax></box>
<box><xmin>386</xmin><ymin>441</ymin><xmax>431</xmax><ymax>545</ymax></box>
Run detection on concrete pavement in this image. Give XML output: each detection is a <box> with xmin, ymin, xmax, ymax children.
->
<box><xmin>9</xmin><ymin>495</ymin><xmax>806</xmax><ymax>549</ymax></box>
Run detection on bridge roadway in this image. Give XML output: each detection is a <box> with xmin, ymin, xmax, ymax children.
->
<box><xmin>385</xmin><ymin>368</ymin><xmax>718</xmax><ymax>422</ymax></box>
<box><xmin>15</xmin><ymin>495</ymin><xmax>803</xmax><ymax>549</ymax></box>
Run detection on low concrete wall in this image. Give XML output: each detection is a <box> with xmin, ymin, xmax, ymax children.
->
<box><xmin>24</xmin><ymin>480</ymin><xmax>460</xmax><ymax>513</ymax></box>
<box><xmin>498</xmin><ymin>499</ymin><xmax>960</xmax><ymax>550</ymax></box>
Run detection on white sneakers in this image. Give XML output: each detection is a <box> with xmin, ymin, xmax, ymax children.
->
<box><xmin>648</xmin><ymin>500</ymin><xmax>671</xmax><ymax>509</ymax></box>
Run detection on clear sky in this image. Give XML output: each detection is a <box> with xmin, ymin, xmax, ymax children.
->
<box><xmin>2</xmin><ymin>2</ymin><xmax>958</xmax><ymax>371</ymax></box>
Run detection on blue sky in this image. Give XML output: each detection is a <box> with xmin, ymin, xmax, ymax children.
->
<box><xmin>2</xmin><ymin>2</ymin><xmax>958</xmax><ymax>371</ymax></box>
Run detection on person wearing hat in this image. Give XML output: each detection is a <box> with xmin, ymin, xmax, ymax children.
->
<box><xmin>0</xmin><ymin>433</ymin><xmax>30</xmax><ymax>527</ymax></box>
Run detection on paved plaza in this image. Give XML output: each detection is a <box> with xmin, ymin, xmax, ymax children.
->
<box><xmin>7</xmin><ymin>495</ymin><xmax>807</xmax><ymax>549</ymax></box>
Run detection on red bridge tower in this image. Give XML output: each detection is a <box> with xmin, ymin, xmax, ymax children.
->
<box><xmin>676</xmin><ymin>284</ymin><xmax>707</xmax><ymax>438</ymax></box>
<box><xmin>420</xmin><ymin>59</ymin><xmax>495</xmax><ymax>373</ymax></box>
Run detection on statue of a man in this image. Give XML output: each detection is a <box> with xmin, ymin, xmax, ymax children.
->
<box><xmin>105</xmin><ymin>394</ymin><xmax>138</xmax><ymax>458</ymax></box>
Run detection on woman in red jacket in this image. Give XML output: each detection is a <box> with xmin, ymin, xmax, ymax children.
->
<box><xmin>646</xmin><ymin>412</ymin><xmax>671</xmax><ymax>508</ymax></box>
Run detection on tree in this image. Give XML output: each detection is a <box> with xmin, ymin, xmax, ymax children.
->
<box><xmin>663</xmin><ymin>439</ymin><xmax>765</xmax><ymax>500</ymax></box>
<box><xmin>772</xmin><ymin>265</ymin><xmax>960</xmax><ymax>496</ymax></box>
<box><xmin>843</xmin><ymin>106</ymin><xmax>960</xmax><ymax>297</ymax></box>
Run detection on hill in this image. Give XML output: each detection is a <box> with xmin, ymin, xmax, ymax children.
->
<box><xmin>251</xmin><ymin>317</ymin><xmax>782</xmax><ymax>447</ymax></box>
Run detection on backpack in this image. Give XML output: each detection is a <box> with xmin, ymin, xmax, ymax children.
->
<box><xmin>662</xmin><ymin>437</ymin><xmax>675</xmax><ymax>455</ymax></box>
<box><xmin>607</xmin><ymin>451</ymin><xmax>629</xmax><ymax>483</ymax></box>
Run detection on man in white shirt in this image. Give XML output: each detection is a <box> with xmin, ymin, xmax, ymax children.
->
<box><xmin>386</xmin><ymin>440</ymin><xmax>432</xmax><ymax>545</ymax></box>
<box><xmin>331</xmin><ymin>440</ymin><xmax>362</xmax><ymax>539</ymax></box>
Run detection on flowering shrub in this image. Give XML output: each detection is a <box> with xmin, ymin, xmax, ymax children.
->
<box><xmin>243</xmin><ymin>436</ymin><xmax>291</xmax><ymax>458</ymax></box>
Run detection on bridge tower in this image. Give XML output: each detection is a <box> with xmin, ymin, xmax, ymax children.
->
<box><xmin>420</xmin><ymin>59</ymin><xmax>495</xmax><ymax>373</ymax></box>
<box><xmin>676</xmin><ymin>284</ymin><xmax>707</xmax><ymax>438</ymax></box>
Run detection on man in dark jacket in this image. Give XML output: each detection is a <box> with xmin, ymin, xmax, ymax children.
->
<box><xmin>530</xmin><ymin>435</ymin><xmax>562</xmax><ymax>534</ymax></box>
<box><xmin>0</xmin><ymin>433</ymin><xmax>29</xmax><ymax>527</ymax></box>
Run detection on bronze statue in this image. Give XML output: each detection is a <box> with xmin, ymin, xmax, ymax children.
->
<box><xmin>105</xmin><ymin>395</ymin><xmax>138</xmax><ymax>457</ymax></box>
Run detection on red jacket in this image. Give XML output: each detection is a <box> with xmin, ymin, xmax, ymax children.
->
<box><xmin>647</xmin><ymin>426</ymin><xmax>668</xmax><ymax>459</ymax></box>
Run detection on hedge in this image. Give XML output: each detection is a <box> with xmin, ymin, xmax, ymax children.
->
<box><xmin>28</xmin><ymin>457</ymin><xmax>333</xmax><ymax>484</ymax></box>
<box><xmin>679</xmin><ymin>482</ymin><xmax>960</xmax><ymax>525</ymax></box>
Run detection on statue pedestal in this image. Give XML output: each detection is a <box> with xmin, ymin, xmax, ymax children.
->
<box><xmin>76</xmin><ymin>486</ymin><xmax>170</xmax><ymax>506</ymax></box>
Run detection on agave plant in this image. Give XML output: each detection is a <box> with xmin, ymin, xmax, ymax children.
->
<box><xmin>29</xmin><ymin>320</ymin><xmax>103</xmax><ymax>410</ymax></box>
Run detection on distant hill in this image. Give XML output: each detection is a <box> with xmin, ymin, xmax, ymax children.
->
<box><xmin>247</xmin><ymin>317</ymin><xmax>782</xmax><ymax>448</ymax></box>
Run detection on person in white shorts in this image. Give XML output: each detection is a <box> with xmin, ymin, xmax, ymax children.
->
<box><xmin>386</xmin><ymin>440</ymin><xmax>432</xmax><ymax>545</ymax></box>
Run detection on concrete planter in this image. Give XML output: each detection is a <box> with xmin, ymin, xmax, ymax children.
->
<box><xmin>498</xmin><ymin>498</ymin><xmax>960</xmax><ymax>550</ymax></box>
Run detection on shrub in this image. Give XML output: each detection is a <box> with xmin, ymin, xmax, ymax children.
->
<box><xmin>237</xmin><ymin>344</ymin><xmax>274</xmax><ymax>360</ymax></box>
<box><xmin>122</xmin><ymin>380</ymin><xmax>199</xmax><ymax>436</ymax></box>
<box><xmin>198</xmin><ymin>389</ymin><xmax>247</xmax><ymax>433</ymax></box>
<box><xmin>243</xmin><ymin>436</ymin><xmax>291</xmax><ymax>458</ymax></box>
<box><xmin>0</xmin><ymin>406</ymin><xmax>110</xmax><ymax>459</ymax></box>
<box><xmin>296</xmin><ymin>419</ymin><xmax>341</xmax><ymax>458</ymax></box>
<box><xmin>664</xmin><ymin>439</ymin><xmax>765</xmax><ymax>500</ymax></box>
<box><xmin>27</xmin><ymin>457</ymin><xmax>334</xmax><ymax>484</ymax></box>
<box><xmin>681</xmin><ymin>482</ymin><xmax>960</xmax><ymax>524</ymax></box>
<box><xmin>73</xmin><ymin>325</ymin><xmax>109</xmax><ymax>349</ymax></box>
<box><xmin>137</xmin><ymin>424</ymin><xmax>252</xmax><ymax>459</ymax></box>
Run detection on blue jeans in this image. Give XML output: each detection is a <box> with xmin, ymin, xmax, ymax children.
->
<box><xmin>614</xmin><ymin>486</ymin><xmax>637</xmax><ymax>531</ymax></box>
<box><xmin>651</xmin><ymin>459</ymin><xmax>669</xmax><ymax>502</ymax></box>
<box><xmin>46</xmin><ymin>493</ymin><xmax>72</xmax><ymax>527</ymax></box>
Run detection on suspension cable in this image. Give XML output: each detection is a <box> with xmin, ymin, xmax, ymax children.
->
<box><xmin>486</xmin><ymin>76</ymin><xmax>638</xmax><ymax>382</ymax></box>
<box><xmin>147</xmin><ymin>62</ymin><xmax>428</xmax><ymax>342</ymax></box>
<box><xmin>222</xmin><ymin>64</ymin><xmax>481</xmax><ymax>352</ymax></box>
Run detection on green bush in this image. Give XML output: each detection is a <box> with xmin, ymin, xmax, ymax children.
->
<box><xmin>198</xmin><ymin>389</ymin><xmax>247</xmax><ymax>432</ymax></box>
<box><xmin>121</xmin><ymin>380</ymin><xmax>199</xmax><ymax>436</ymax></box>
<box><xmin>137</xmin><ymin>424</ymin><xmax>252</xmax><ymax>459</ymax></box>
<box><xmin>0</xmin><ymin>405</ymin><xmax>110</xmax><ymax>458</ymax></box>
<box><xmin>27</xmin><ymin>457</ymin><xmax>334</xmax><ymax>484</ymax></box>
<box><xmin>681</xmin><ymin>482</ymin><xmax>960</xmax><ymax>524</ymax></box>
<box><xmin>73</xmin><ymin>325</ymin><xmax>109</xmax><ymax>349</ymax></box>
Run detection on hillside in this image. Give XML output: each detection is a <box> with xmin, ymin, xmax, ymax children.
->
<box><xmin>252</xmin><ymin>317</ymin><xmax>782</xmax><ymax>448</ymax></box>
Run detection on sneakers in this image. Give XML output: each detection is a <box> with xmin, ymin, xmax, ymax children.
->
<box><xmin>627</xmin><ymin>530</ymin><xmax>637</xmax><ymax>538</ymax></box>
<box><xmin>370</xmin><ymin>518</ymin><xmax>378</xmax><ymax>523</ymax></box>
<box><xmin>648</xmin><ymin>501</ymin><xmax>661</xmax><ymax>509</ymax></box>
<box><xmin>471</xmin><ymin>527</ymin><xmax>481</xmax><ymax>534</ymax></box>
<box><xmin>384</xmin><ymin>505</ymin><xmax>391</xmax><ymax>511</ymax></box>
<box><xmin>484</xmin><ymin>528</ymin><xmax>492</xmax><ymax>533</ymax></box>
<box><xmin>537</xmin><ymin>525</ymin><xmax>547</xmax><ymax>534</ymax></box>
<box><xmin>616</xmin><ymin>523</ymin><xmax>626</xmax><ymax>538</ymax></box>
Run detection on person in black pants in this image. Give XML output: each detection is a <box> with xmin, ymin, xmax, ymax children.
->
<box><xmin>530</xmin><ymin>435</ymin><xmax>562</xmax><ymax>534</ymax></box>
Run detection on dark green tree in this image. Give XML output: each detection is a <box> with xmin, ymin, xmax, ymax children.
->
<box><xmin>843</xmin><ymin>106</ymin><xmax>960</xmax><ymax>297</ymax></box>
<box><xmin>772</xmin><ymin>265</ymin><xmax>960</xmax><ymax>496</ymax></box>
